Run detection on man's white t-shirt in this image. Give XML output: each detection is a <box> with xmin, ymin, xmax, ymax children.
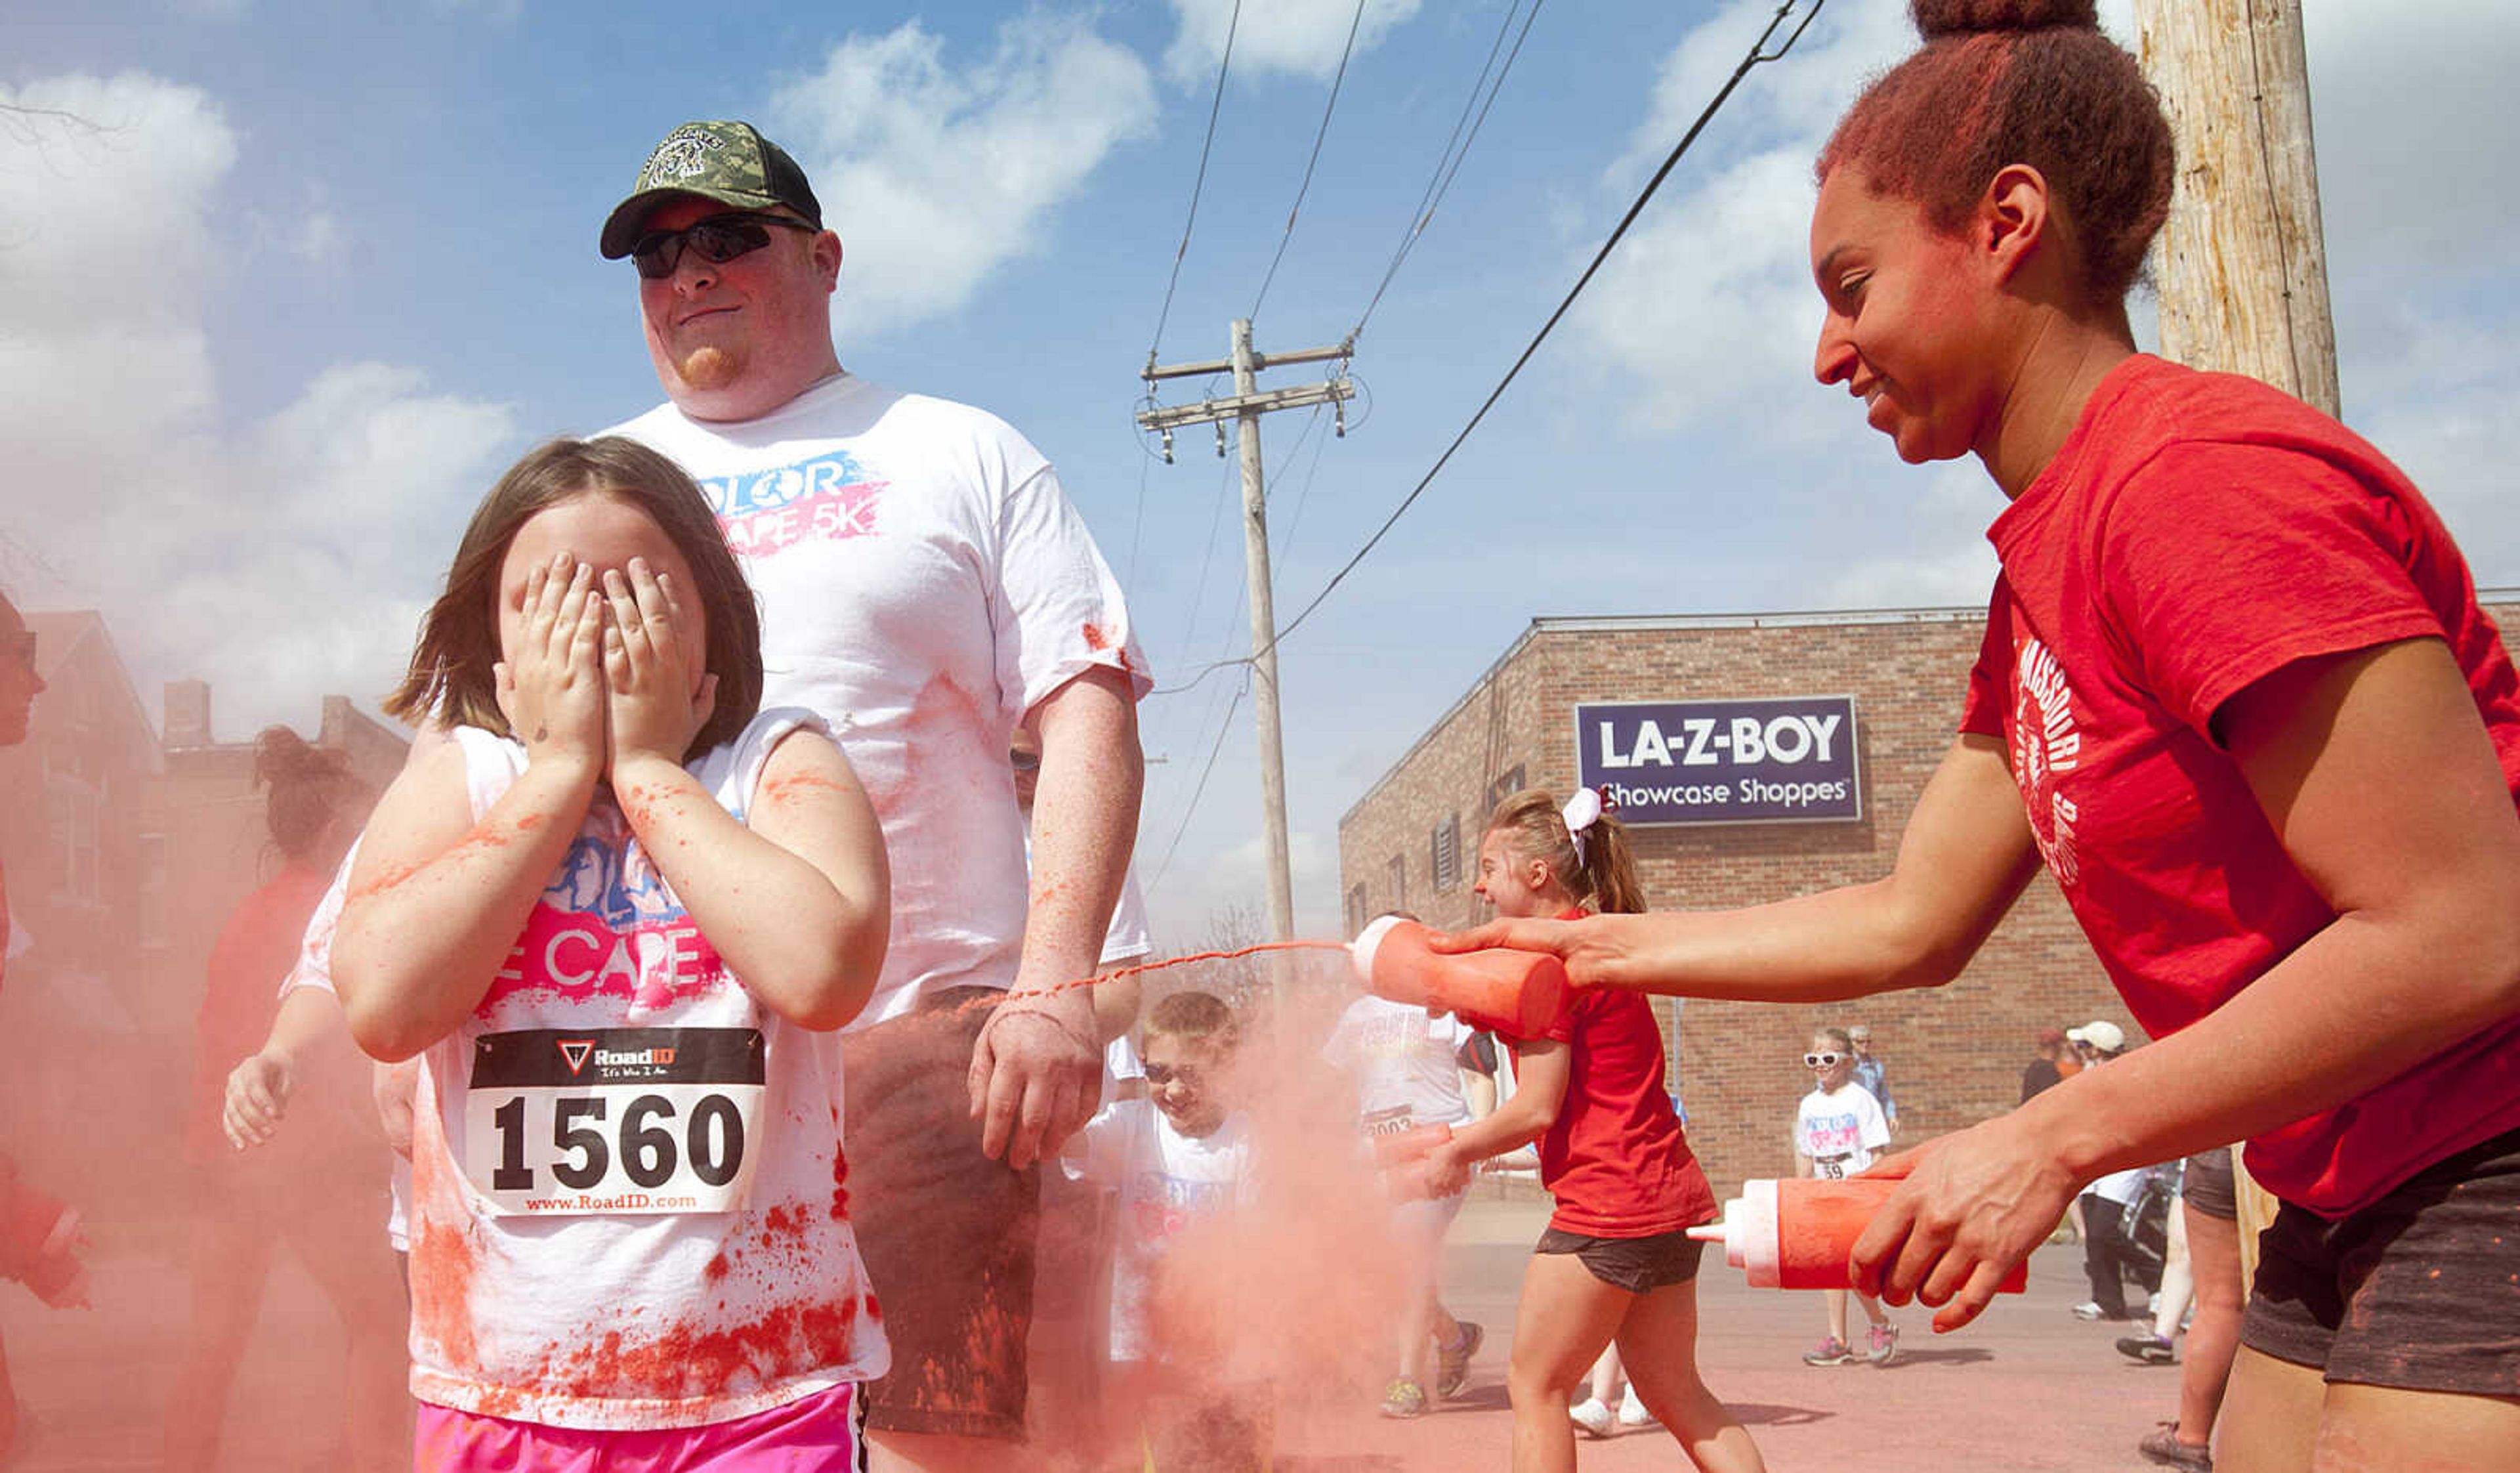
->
<box><xmin>1066</xmin><ymin>1099</ymin><xmax>1253</xmax><ymax>1363</ymax></box>
<box><xmin>1794</xmin><ymin>1082</ymin><xmax>1891</xmax><ymax>1179</ymax></box>
<box><xmin>1320</xmin><ymin>995</ymin><xmax>1475</xmax><ymax>1137</ymax></box>
<box><xmin>611</xmin><ymin>375</ymin><xmax>1148</xmax><ymax>1026</ymax></box>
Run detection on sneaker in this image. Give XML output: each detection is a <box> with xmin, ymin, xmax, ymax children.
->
<box><xmin>1435</xmin><ymin>1321</ymin><xmax>1483</xmax><ymax>1399</ymax></box>
<box><xmin>1379</xmin><ymin>1378</ymin><xmax>1427</xmax><ymax>1420</ymax></box>
<box><xmin>2137</xmin><ymin>1422</ymin><xmax>2212</xmax><ymax>1471</ymax></box>
<box><xmin>2071</xmin><ymin>1301</ymin><xmax>2108</xmax><ymax>1321</ymax></box>
<box><xmin>1616</xmin><ymin>1388</ymin><xmax>1656</xmax><ymax>1428</ymax></box>
<box><xmin>2116</xmin><ymin>1332</ymin><xmax>2179</xmax><ymax>1365</ymax></box>
<box><xmin>1568</xmin><ymin>1397</ymin><xmax>1614</xmax><ymax>1438</ymax></box>
<box><xmin>1801</xmin><ymin>1336</ymin><xmax>1857</xmax><ymax>1367</ymax></box>
<box><xmin>1865</xmin><ymin>1322</ymin><xmax>1900</xmax><ymax>1366</ymax></box>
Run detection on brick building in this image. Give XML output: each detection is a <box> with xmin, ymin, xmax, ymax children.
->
<box><xmin>1337</xmin><ymin>596</ymin><xmax>2520</xmax><ymax>1199</ymax></box>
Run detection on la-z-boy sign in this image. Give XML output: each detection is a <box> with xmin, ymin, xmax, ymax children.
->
<box><xmin>1575</xmin><ymin>696</ymin><xmax>1861</xmax><ymax>826</ymax></box>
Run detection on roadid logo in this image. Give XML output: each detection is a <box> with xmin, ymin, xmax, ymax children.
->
<box><xmin>557</xmin><ymin>1038</ymin><xmax>596</xmax><ymax>1077</ymax></box>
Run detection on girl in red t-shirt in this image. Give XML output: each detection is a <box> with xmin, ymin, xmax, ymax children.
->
<box><xmin>1447</xmin><ymin>3</ymin><xmax>2520</xmax><ymax>1465</ymax></box>
<box><xmin>1423</xmin><ymin>790</ymin><xmax>1763</xmax><ymax>1473</ymax></box>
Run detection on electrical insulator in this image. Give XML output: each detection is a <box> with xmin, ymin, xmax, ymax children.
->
<box><xmin>1334</xmin><ymin>397</ymin><xmax>1347</xmax><ymax>440</ymax></box>
<box><xmin>1215</xmin><ymin>422</ymin><xmax>1227</xmax><ymax>459</ymax></box>
<box><xmin>1160</xmin><ymin>427</ymin><xmax>1174</xmax><ymax>464</ymax></box>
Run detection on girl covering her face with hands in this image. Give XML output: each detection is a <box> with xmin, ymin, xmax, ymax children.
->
<box><xmin>331</xmin><ymin>437</ymin><xmax>891</xmax><ymax>1470</ymax></box>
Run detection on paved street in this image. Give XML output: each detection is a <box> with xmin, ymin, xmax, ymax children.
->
<box><xmin>5</xmin><ymin>1197</ymin><xmax>2193</xmax><ymax>1471</ymax></box>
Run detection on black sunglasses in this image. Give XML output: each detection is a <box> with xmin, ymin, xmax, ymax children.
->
<box><xmin>630</xmin><ymin>213</ymin><xmax>815</xmax><ymax>280</ymax></box>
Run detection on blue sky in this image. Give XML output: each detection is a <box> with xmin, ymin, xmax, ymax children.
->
<box><xmin>6</xmin><ymin>0</ymin><xmax>2515</xmax><ymax>947</ymax></box>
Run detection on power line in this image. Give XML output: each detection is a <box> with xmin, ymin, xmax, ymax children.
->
<box><xmin>1148</xmin><ymin>680</ymin><xmax>1249</xmax><ymax>893</ymax></box>
<box><xmin>1349</xmin><ymin>0</ymin><xmax>1546</xmax><ymax>347</ymax></box>
<box><xmin>1146</xmin><ymin>0</ymin><xmax>1244</xmax><ymax>374</ymax></box>
<box><xmin>1248</xmin><ymin>0</ymin><xmax>1370</xmax><ymax>326</ymax></box>
<box><xmin>1163</xmin><ymin>0</ymin><xmax>1830</xmax><ymax>698</ymax></box>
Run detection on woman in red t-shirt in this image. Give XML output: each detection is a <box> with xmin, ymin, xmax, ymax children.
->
<box><xmin>1448</xmin><ymin>3</ymin><xmax>2520</xmax><ymax>1466</ymax></box>
<box><xmin>1423</xmin><ymin>790</ymin><xmax>1763</xmax><ymax>1473</ymax></box>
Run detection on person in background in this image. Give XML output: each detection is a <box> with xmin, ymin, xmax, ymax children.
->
<box><xmin>0</xmin><ymin>589</ymin><xmax>69</xmax><ymax>1467</ymax></box>
<box><xmin>1320</xmin><ymin>956</ymin><xmax>1486</xmax><ymax>1420</ymax></box>
<box><xmin>1794</xmin><ymin>1027</ymin><xmax>1898</xmax><ymax>1368</ymax></box>
<box><xmin>1423</xmin><ymin>790</ymin><xmax>1764</xmax><ymax>1473</ymax></box>
<box><xmin>1065</xmin><ymin>991</ymin><xmax>1265</xmax><ymax>1470</ymax></box>
<box><xmin>1845</xmin><ymin>1023</ymin><xmax>1897</xmax><ymax>1136</ymax></box>
<box><xmin>168</xmin><ymin>727</ymin><xmax>408</xmax><ymax>1473</ymax></box>
<box><xmin>2058</xmin><ymin>1025</ymin><xmax>2162</xmax><ymax>1323</ymax></box>
<box><xmin>2120</xmin><ymin>1146</ymin><xmax>2247</xmax><ymax>1472</ymax></box>
<box><xmin>2021</xmin><ymin>1025</ymin><xmax>2075</xmax><ymax>1103</ymax></box>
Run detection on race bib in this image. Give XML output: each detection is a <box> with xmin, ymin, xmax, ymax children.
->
<box><xmin>1814</xmin><ymin>1155</ymin><xmax>1849</xmax><ymax>1180</ymax></box>
<box><xmin>463</xmin><ymin>1027</ymin><xmax>766</xmax><ymax>1216</ymax></box>
<box><xmin>1360</xmin><ymin>1104</ymin><xmax>1416</xmax><ymax>1138</ymax></box>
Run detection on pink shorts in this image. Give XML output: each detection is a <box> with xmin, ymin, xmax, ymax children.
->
<box><xmin>415</xmin><ymin>1382</ymin><xmax>863</xmax><ymax>1472</ymax></box>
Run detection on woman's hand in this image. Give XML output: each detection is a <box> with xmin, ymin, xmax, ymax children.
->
<box><xmin>1849</xmin><ymin>1111</ymin><xmax>2082</xmax><ymax>1332</ymax></box>
<box><xmin>494</xmin><ymin>553</ymin><xmax>606</xmax><ymax>773</ymax></box>
<box><xmin>1431</xmin><ymin>914</ymin><xmax>1632</xmax><ymax>989</ymax></box>
<box><xmin>602</xmin><ymin>558</ymin><xmax>715</xmax><ymax>777</ymax></box>
<box><xmin>222</xmin><ymin>1051</ymin><xmax>295</xmax><ymax>1150</ymax></box>
<box><xmin>1419</xmin><ymin>1140</ymin><xmax>1475</xmax><ymax>1199</ymax></box>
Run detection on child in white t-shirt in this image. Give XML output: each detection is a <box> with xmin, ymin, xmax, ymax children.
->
<box><xmin>1066</xmin><ymin>991</ymin><xmax>1265</xmax><ymax>1470</ymax></box>
<box><xmin>331</xmin><ymin>438</ymin><xmax>892</xmax><ymax>1469</ymax></box>
<box><xmin>1794</xmin><ymin>1027</ymin><xmax>1897</xmax><ymax>1368</ymax></box>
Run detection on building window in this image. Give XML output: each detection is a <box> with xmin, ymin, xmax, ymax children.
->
<box><xmin>49</xmin><ymin>779</ymin><xmax>99</xmax><ymax>905</ymax></box>
<box><xmin>1431</xmin><ymin>813</ymin><xmax>1461</xmax><ymax>892</ymax></box>
<box><xmin>1387</xmin><ymin>853</ymin><xmax>1406</xmax><ymax>913</ymax></box>
<box><xmin>138</xmin><ymin>832</ymin><xmax>169</xmax><ymax>947</ymax></box>
<box><xmin>1487</xmin><ymin>764</ymin><xmax>1526</xmax><ymax>813</ymax></box>
<box><xmin>1345</xmin><ymin>884</ymin><xmax>1368</xmax><ymax>938</ymax></box>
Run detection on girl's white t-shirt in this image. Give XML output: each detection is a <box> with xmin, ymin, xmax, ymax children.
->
<box><xmin>403</xmin><ymin>712</ymin><xmax>886</xmax><ymax>1429</ymax></box>
<box><xmin>1794</xmin><ymin>1082</ymin><xmax>1891</xmax><ymax>1178</ymax></box>
<box><xmin>1321</xmin><ymin>994</ymin><xmax>1475</xmax><ymax>1136</ymax></box>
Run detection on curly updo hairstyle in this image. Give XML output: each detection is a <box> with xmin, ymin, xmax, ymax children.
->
<box><xmin>1817</xmin><ymin>0</ymin><xmax>2175</xmax><ymax>306</ymax></box>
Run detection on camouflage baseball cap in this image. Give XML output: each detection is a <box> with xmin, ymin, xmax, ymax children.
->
<box><xmin>598</xmin><ymin>119</ymin><xmax>824</xmax><ymax>259</ymax></box>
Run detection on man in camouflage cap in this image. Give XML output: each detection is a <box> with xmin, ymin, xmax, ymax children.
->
<box><xmin>600</xmin><ymin>119</ymin><xmax>1150</xmax><ymax>1468</ymax></box>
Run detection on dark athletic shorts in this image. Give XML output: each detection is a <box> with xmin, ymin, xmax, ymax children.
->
<box><xmin>2181</xmin><ymin>1146</ymin><xmax>2238</xmax><ymax>1222</ymax></box>
<box><xmin>2241</xmin><ymin>1124</ymin><xmax>2520</xmax><ymax>1395</ymax></box>
<box><xmin>841</xmin><ymin>987</ymin><xmax>1041</xmax><ymax>1440</ymax></box>
<box><xmin>1536</xmin><ymin>1225</ymin><xmax>1705</xmax><ymax>1294</ymax></box>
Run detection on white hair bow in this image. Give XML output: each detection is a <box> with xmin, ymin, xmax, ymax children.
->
<box><xmin>1561</xmin><ymin>786</ymin><xmax>1604</xmax><ymax>867</ymax></box>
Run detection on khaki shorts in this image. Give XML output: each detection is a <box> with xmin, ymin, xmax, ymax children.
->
<box><xmin>841</xmin><ymin>988</ymin><xmax>1041</xmax><ymax>1440</ymax></box>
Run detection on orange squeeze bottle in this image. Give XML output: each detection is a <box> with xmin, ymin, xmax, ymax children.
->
<box><xmin>1350</xmin><ymin>916</ymin><xmax>1567</xmax><ymax>1039</ymax></box>
<box><xmin>1687</xmin><ymin>1178</ymin><xmax>2030</xmax><ymax>1295</ymax></box>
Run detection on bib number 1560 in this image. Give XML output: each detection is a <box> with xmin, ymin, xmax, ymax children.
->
<box><xmin>462</xmin><ymin>1027</ymin><xmax>766</xmax><ymax>1216</ymax></box>
<box><xmin>489</xmin><ymin>1092</ymin><xmax>746</xmax><ymax>1192</ymax></box>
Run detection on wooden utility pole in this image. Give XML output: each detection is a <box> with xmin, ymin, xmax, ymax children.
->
<box><xmin>1139</xmin><ymin>324</ymin><xmax>1353</xmax><ymax>970</ymax></box>
<box><xmin>2133</xmin><ymin>0</ymin><xmax>2336</xmax><ymax>1277</ymax></box>
<box><xmin>2137</xmin><ymin>0</ymin><xmax>2340</xmax><ymax>417</ymax></box>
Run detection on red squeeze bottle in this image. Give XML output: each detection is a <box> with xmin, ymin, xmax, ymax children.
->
<box><xmin>1370</xmin><ymin>1121</ymin><xmax>1454</xmax><ymax>1169</ymax></box>
<box><xmin>1373</xmin><ymin>1122</ymin><xmax>1457</xmax><ymax>1201</ymax></box>
<box><xmin>1687</xmin><ymin>1178</ymin><xmax>2029</xmax><ymax>1295</ymax></box>
<box><xmin>1350</xmin><ymin>917</ymin><xmax>1566</xmax><ymax>1039</ymax></box>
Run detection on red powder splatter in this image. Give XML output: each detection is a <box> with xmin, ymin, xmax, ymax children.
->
<box><xmin>1083</xmin><ymin>622</ymin><xmax>1115</xmax><ymax>652</ymax></box>
<box><xmin>705</xmin><ymin>1252</ymin><xmax>730</xmax><ymax>1282</ymax></box>
<box><xmin>531</xmin><ymin>1292</ymin><xmax>866</xmax><ymax>1403</ymax></box>
<box><xmin>830</xmin><ymin>1149</ymin><xmax>852</xmax><ymax>1221</ymax></box>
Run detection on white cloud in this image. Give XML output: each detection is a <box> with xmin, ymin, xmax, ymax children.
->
<box><xmin>0</xmin><ymin>74</ymin><xmax>515</xmax><ymax>741</ymax></box>
<box><xmin>1162</xmin><ymin>0</ymin><xmax>1423</xmax><ymax>87</ymax></box>
<box><xmin>770</xmin><ymin>14</ymin><xmax>1158</xmax><ymax>340</ymax></box>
